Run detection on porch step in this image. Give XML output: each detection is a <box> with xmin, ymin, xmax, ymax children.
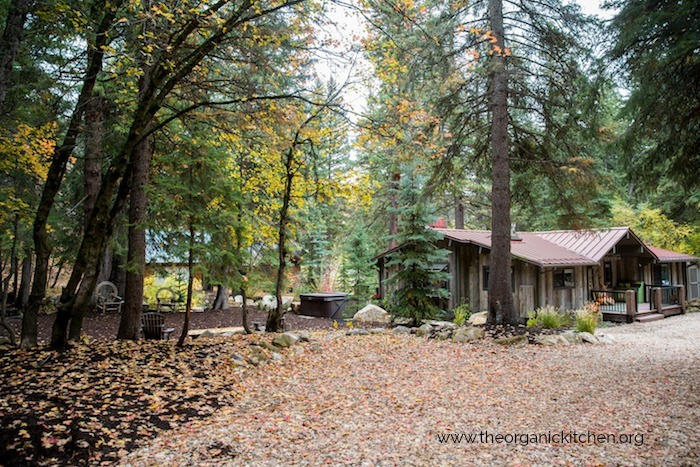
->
<box><xmin>635</xmin><ymin>313</ymin><xmax>665</xmax><ymax>323</ymax></box>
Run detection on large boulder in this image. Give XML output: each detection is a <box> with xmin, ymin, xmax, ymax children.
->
<box><xmin>595</xmin><ymin>332</ymin><xmax>615</xmax><ymax>345</ymax></box>
<box><xmin>247</xmin><ymin>347</ymin><xmax>269</xmax><ymax>366</ymax></box>
<box><xmin>578</xmin><ymin>332</ymin><xmax>599</xmax><ymax>345</ymax></box>
<box><xmin>561</xmin><ymin>331</ymin><xmax>583</xmax><ymax>344</ymax></box>
<box><xmin>353</xmin><ymin>304</ymin><xmax>390</xmax><ymax>324</ymax></box>
<box><xmin>534</xmin><ymin>335</ymin><xmax>570</xmax><ymax>346</ymax></box>
<box><xmin>468</xmin><ymin>311</ymin><xmax>488</xmax><ymax>325</ymax></box>
<box><xmin>453</xmin><ymin>327</ymin><xmax>484</xmax><ymax>343</ymax></box>
<box><xmin>426</xmin><ymin>320</ymin><xmax>456</xmax><ymax>329</ymax></box>
<box><xmin>494</xmin><ymin>335</ymin><xmax>528</xmax><ymax>347</ymax></box>
<box><xmin>415</xmin><ymin>323</ymin><xmax>434</xmax><ymax>338</ymax></box>
<box><xmin>297</xmin><ymin>330</ymin><xmax>311</xmax><ymax>342</ymax></box>
<box><xmin>273</xmin><ymin>332</ymin><xmax>300</xmax><ymax>348</ymax></box>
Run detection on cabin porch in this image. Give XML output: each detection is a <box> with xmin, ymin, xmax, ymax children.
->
<box><xmin>591</xmin><ymin>285</ymin><xmax>686</xmax><ymax>323</ymax></box>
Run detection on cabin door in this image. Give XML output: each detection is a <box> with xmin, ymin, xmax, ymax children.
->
<box><xmin>688</xmin><ymin>265</ymin><xmax>700</xmax><ymax>301</ymax></box>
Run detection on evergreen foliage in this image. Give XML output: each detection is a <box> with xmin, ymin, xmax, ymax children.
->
<box><xmin>608</xmin><ymin>0</ymin><xmax>700</xmax><ymax>190</ymax></box>
<box><xmin>386</xmin><ymin>169</ymin><xmax>450</xmax><ymax>326</ymax></box>
<box><xmin>338</xmin><ymin>225</ymin><xmax>377</xmax><ymax>304</ymax></box>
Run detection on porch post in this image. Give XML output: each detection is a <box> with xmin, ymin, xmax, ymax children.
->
<box><xmin>678</xmin><ymin>284</ymin><xmax>686</xmax><ymax>313</ymax></box>
<box><xmin>652</xmin><ymin>287</ymin><xmax>663</xmax><ymax>313</ymax></box>
<box><xmin>625</xmin><ymin>289</ymin><xmax>636</xmax><ymax>320</ymax></box>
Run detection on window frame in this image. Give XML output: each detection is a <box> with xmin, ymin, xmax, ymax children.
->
<box><xmin>553</xmin><ymin>268</ymin><xmax>575</xmax><ymax>289</ymax></box>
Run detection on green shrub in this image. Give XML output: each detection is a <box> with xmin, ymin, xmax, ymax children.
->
<box><xmin>527</xmin><ymin>305</ymin><xmax>568</xmax><ymax>329</ymax></box>
<box><xmin>574</xmin><ymin>302</ymin><xmax>601</xmax><ymax>334</ymax></box>
<box><xmin>526</xmin><ymin>310</ymin><xmax>539</xmax><ymax>328</ymax></box>
<box><xmin>452</xmin><ymin>302</ymin><xmax>472</xmax><ymax>326</ymax></box>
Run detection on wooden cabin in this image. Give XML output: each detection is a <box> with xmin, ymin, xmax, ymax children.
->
<box><xmin>376</xmin><ymin>227</ymin><xmax>698</xmax><ymax>323</ymax></box>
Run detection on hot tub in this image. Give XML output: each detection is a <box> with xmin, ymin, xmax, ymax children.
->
<box><xmin>298</xmin><ymin>293</ymin><xmax>349</xmax><ymax>319</ymax></box>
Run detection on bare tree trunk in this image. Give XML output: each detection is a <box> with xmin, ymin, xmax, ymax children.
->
<box><xmin>22</xmin><ymin>0</ymin><xmax>121</xmax><ymax>348</ymax></box>
<box><xmin>388</xmin><ymin>172</ymin><xmax>400</xmax><ymax>249</ymax></box>
<box><xmin>11</xmin><ymin>254</ymin><xmax>19</xmax><ymax>303</ymax></box>
<box><xmin>267</xmin><ymin>146</ymin><xmax>296</xmax><ymax>333</ymax></box>
<box><xmin>240</xmin><ymin>284</ymin><xmax>251</xmax><ymax>334</ymax></box>
<box><xmin>212</xmin><ymin>285</ymin><xmax>229</xmax><ymax>310</ymax></box>
<box><xmin>0</xmin><ymin>0</ymin><xmax>32</xmax><ymax>113</ymax></box>
<box><xmin>52</xmin><ymin>155</ymin><xmax>133</xmax><ymax>348</ymax></box>
<box><xmin>177</xmin><ymin>221</ymin><xmax>195</xmax><ymax>347</ymax></box>
<box><xmin>84</xmin><ymin>96</ymin><xmax>105</xmax><ymax>227</ymax></box>
<box><xmin>455</xmin><ymin>195</ymin><xmax>465</xmax><ymax>230</ymax></box>
<box><xmin>15</xmin><ymin>251</ymin><xmax>31</xmax><ymax>309</ymax></box>
<box><xmin>487</xmin><ymin>0</ymin><xmax>515</xmax><ymax>325</ymax></box>
<box><xmin>118</xmin><ymin>121</ymin><xmax>154</xmax><ymax>340</ymax></box>
<box><xmin>1</xmin><ymin>216</ymin><xmax>20</xmax><ymax>345</ymax></box>
<box><xmin>50</xmin><ymin>260</ymin><xmax>62</xmax><ymax>289</ymax></box>
<box><xmin>110</xmin><ymin>246</ymin><xmax>126</xmax><ymax>297</ymax></box>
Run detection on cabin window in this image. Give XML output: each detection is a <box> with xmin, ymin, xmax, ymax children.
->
<box><xmin>653</xmin><ymin>264</ymin><xmax>670</xmax><ymax>286</ymax></box>
<box><xmin>553</xmin><ymin>268</ymin><xmax>575</xmax><ymax>288</ymax></box>
<box><xmin>482</xmin><ymin>266</ymin><xmax>515</xmax><ymax>291</ymax></box>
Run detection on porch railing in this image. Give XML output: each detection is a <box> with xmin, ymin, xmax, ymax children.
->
<box><xmin>590</xmin><ymin>289</ymin><xmax>633</xmax><ymax>314</ymax></box>
<box><xmin>649</xmin><ymin>285</ymin><xmax>684</xmax><ymax>311</ymax></box>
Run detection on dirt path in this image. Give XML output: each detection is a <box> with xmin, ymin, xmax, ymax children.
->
<box><xmin>121</xmin><ymin>314</ymin><xmax>700</xmax><ymax>466</ymax></box>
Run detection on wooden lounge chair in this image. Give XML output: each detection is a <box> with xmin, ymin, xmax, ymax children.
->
<box><xmin>95</xmin><ymin>281</ymin><xmax>124</xmax><ymax>314</ymax></box>
<box><xmin>141</xmin><ymin>312</ymin><xmax>175</xmax><ymax>340</ymax></box>
<box><xmin>156</xmin><ymin>287</ymin><xmax>181</xmax><ymax>313</ymax></box>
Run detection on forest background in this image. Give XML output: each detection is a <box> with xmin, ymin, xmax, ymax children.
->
<box><xmin>0</xmin><ymin>0</ymin><xmax>698</xmax><ymax>347</ymax></box>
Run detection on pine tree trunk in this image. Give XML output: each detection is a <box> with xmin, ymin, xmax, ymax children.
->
<box><xmin>118</xmin><ymin>126</ymin><xmax>153</xmax><ymax>340</ymax></box>
<box><xmin>487</xmin><ymin>0</ymin><xmax>515</xmax><ymax>325</ymax></box>
<box><xmin>0</xmin><ymin>0</ymin><xmax>32</xmax><ymax>112</ymax></box>
<box><xmin>84</xmin><ymin>96</ymin><xmax>104</xmax><ymax>228</ymax></box>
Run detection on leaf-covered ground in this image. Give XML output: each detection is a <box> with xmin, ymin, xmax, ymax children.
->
<box><xmin>0</xmin><ymin>334</ymin><xmax>294</xmax><ymax>466</ymax></box>
<box><xmin>122</xmin><ymin>315</ymin><xmax>700</xmax><ymax>466</ymax></box>
<box><xmin>2</xmin><ymin>313</ymin><xmax>699</xmax><ymax>466</ymax></box>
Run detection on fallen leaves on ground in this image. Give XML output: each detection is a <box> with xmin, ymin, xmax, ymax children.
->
<box><xmin>0</xmin><ymin>334</ymin><xmax>284</xmax><ymax>466</ymax></box>
<box><xmin>3</xmin><ymin>315</ymin><xmax>700</xmax><ymax>466</ymax></box>
<box><xmin>124</xmin><ymin>316</ymin><xmax>700</xmax><ymax>466</ymax></box>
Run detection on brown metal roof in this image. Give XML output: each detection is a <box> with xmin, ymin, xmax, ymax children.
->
<box><xmin>435</xmin><ymin>229</ymin><xmax>598</xmax><ymax>268</ymax></box>
<box><xmin>647</xmin><ymin>246</ymin><xmax>698</xmax><ymax>263</ymax></box>
<box><xmin>534</xmin><ymin>227</ymin><xmax>634</xmax><ymax>263</ymax></box>
<box><xmin>375</xmin><ymin>226</ymin><xmax>697</xmax><ymax>267</ymax></box>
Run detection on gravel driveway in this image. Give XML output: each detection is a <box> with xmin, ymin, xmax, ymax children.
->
<box><xmin>122</xmin><ymin>313</ymin><xmax>700</xmax><ymax>466</ymax></box>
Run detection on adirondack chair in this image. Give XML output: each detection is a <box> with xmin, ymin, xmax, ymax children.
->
<box><xmin>95</xmin><ymin>281</ymin><xmax>124</xmax><ymax>314</ymax></box>
<box><xmin>156</xmin><ymin>287</ymin><xmax>181</xmax><ymax>313</ymax></box>
<box><xmin>141</xmin><ymin>312</ymin><xmax>175</xmax><ymax>340</ymax></box>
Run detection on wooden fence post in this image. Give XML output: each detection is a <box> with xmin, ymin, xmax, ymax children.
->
<box><xmin>625</xmin><ymin>289</ymin><xmax>636</xmax><ymax>320</ymax></box>
<box><xmin>652</xmin><ymin>287</ymin><xmax>663</xmax><ymax>313</ymax></box>
<box><xmin>678</xmin><ymin>285</ymin><xmax>686</xmax><ymax>313</ymax></box>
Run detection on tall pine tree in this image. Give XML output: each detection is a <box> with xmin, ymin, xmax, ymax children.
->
<box><xmin>386</xmin><ymin>168</ymin><xmax>449</xmax><ymax>327</ymax></box>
